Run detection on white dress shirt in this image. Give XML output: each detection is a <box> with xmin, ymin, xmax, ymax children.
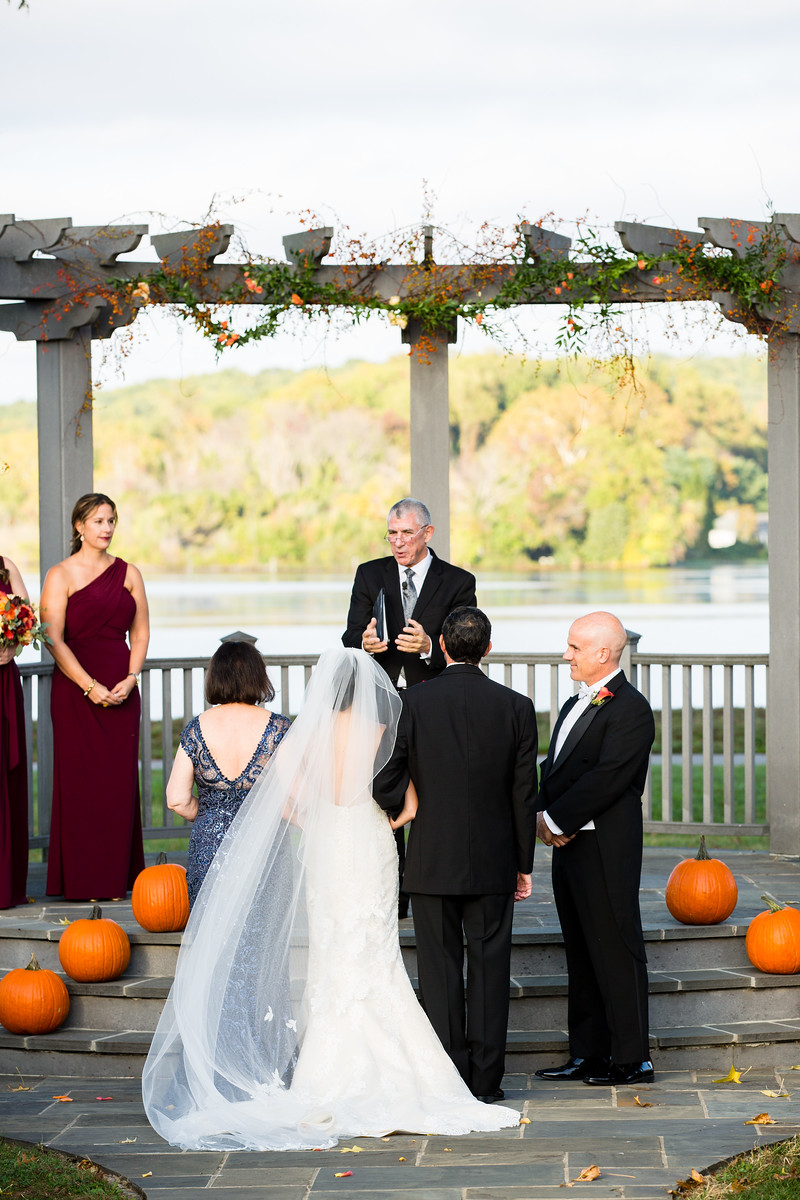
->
<box><xmin>396</xmin><ymin>550</ymin><xmax>433</xmax><ymax>686</ymax></box>
<box><xmin>543</xmin><ymin>669</ymin><xmax>619</xmax><ymax>835</ymax></box>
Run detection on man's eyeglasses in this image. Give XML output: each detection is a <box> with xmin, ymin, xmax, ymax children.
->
<box><xmin>385</xmin><ymin>526</ymin><xmax>430</xmax><ymax>544</ymax></box>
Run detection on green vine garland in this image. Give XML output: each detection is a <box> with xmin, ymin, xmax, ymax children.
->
<box><xmin>75</xmin><ymin>215</ymin><xmax>799</xmax><ymax>363</ymax></box>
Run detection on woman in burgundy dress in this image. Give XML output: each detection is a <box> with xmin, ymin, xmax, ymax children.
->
<box><xmin>41</xmin><ymin>494</ymin><xmax>149</xmax><ymax>900</ymax></box>
<box><xmin>0</xmin><ymin>555</ymin><xmax>30</xmax><ymax>908</ymax></box>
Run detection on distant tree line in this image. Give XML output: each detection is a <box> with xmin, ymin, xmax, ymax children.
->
<box><xmin>0</xmin><ymin>353</ymin><xmax>767</xmax><ymax>575</ymax></box>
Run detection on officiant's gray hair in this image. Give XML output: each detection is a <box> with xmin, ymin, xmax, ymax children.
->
<box><xmin>388</xmin><ymin>498</ymin><xmax>432</xmax><ymax>528</ymax></box>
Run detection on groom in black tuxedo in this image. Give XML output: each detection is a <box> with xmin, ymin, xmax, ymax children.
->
<box><xmin>535</xmin><ymin>611</ymin><xmax>655</xmax><ymax>1087</ymax></box>
<box><xmin>373</xmin><ymin>607</ymin><xmax>538</xmax><ymax>1102</ymax></box>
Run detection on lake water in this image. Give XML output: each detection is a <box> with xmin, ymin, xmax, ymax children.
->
<box><xmin>16</xmin><ymin>562</ymin><xmax>768</xmax><ymax>712</ymax></box>
<box><xmin>137</xmin><ymin>562</ymin><xmax>769</xmax><ymax>660</ymax></box>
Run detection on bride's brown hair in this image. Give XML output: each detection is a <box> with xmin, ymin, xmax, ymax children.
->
<box><xmin>69</xmin><ymin>493</ymin><xmax>118</xmax><ymax>555</ymax></box>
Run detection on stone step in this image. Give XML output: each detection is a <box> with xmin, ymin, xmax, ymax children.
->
<box><xmin>0</xmin><ymin>925</ymin><xmax>182</xmax><ymax>978</ymax></box>
<box><xmin>3</xmin><ymin>961</ymin><xmax>799</xmax><ymax>1049</ymax></box>
<box><xmin>3</xmin><ymin>1017</ymin><xmax>800</xmax><ymax>1079</ymax></box>
<box><xmin>506</xmin><ymin>967</ymin><xmax>800</xmax><ymax>1030</ymax></box>
<box><xmin>0</xmin><ymin>918</ymin><xmax>757</xmax><ymax>978</ymax></box>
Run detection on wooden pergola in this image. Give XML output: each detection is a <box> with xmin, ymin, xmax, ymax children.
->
<box><xmin>1</xmin><ymin>211</ymin><xmax>798</xmax><ymax>853</ymax></box>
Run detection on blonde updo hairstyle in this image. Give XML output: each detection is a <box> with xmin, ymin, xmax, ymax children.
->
<box><xmin>70</xmin><ymin>493</ymin><xmax>118</xmax><ymax>556</ymax></box>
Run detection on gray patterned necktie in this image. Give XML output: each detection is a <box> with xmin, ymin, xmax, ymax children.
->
<box><xmin>402</xmin><ymin>568</ymin><xmax>417</xmax><ymax>622</ymax></box>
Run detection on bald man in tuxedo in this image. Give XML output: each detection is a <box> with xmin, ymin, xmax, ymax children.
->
<box><xmin>535</xmin><ymin>611</ymin><xmax>655</xmax><ymax>1087</ymax></box>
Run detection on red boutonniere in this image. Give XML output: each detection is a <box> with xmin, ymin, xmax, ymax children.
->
<box><xmin>590</xmin><ymin>687</ymin><xmax>614</xmax><ymax>708</ymax></box>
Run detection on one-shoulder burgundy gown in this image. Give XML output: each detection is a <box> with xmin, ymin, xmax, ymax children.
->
<box><xmin>0</xmin><ymin>565</ymin><xmax>29</xmax><ymax>908</ymax></box>
<box><xmin>46</xmin><ymin>557</ymin><xmax>145</xmax><ymax>900</ymax></box>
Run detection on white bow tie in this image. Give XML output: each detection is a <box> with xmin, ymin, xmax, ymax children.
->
<box><xmin>578</xmin><ymin>681</ymin><xmax>593</xmax><ymax>701</ymax></box>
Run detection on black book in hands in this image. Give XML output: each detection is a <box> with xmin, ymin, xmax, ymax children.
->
<box><xmin>373</xmin><ymin>588</ymin><xmax>386</xmax><ymax>643</ymax></box>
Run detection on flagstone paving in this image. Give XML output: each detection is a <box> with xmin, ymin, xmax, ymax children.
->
<box><xmin>3</xmin><ymin>1064</ymin><xmax>800</xmax><ymax>1198</ymax></box>
<box><xmin>3</xmin><ymin>848</ymin><xmax>800</xmax><ymax>1197</ymax></box>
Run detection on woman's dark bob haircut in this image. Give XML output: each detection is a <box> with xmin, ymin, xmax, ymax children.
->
<box><xmin>204</xmin><ymin>641</ymin><xmax>275</xmax><ymax>707</ymax></box>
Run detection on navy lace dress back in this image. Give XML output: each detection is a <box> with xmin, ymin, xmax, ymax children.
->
<box><xmin>182</xmin><ymin>711</ymin><xmax>291</xmax><ymax>908</ymax></box>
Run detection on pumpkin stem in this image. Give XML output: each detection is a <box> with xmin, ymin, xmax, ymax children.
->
<box><xmin>25</xmin><ymin>953</ymin><xmax>42</xmax><ymax>972</ymax></box>
<box><xmin>156</xmin><ymin>852</ymin><xmax>168</xmax><ymax>865</ymax></box>
<box><xmin>696</xmin><ymin>835</ymin><xmax>710</xmax><ymax>861</ymax></box>
<box><xmin>90</xmin><ymin>905</ymin><xmax>103</xmax><ymax>920</ymax></box>
<box><xmin>761</xmin><ymin>892</ymin><xmax>789</xmax><ymax>912</ymax></box>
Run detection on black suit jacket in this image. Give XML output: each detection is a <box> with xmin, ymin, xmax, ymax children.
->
<box><xmin>538</xmin><ymin>670</ymin><xmax>655</xmax><ymax>956</ymax></box>
<box><xmin>342</xmin><ymin>550</ymin><xmax>476</xmax><ymax>687</ymax></box>
<box><xmin>373</xmin><ymin>664</ymin><xmax>538</xmax><ymax>894</ymax></box>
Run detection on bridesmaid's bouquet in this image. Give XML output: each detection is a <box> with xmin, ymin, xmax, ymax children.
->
<box><xmin>0</xmin><ymin>595</ymin><xmax>49</xmax><ymax>653</ymax></box>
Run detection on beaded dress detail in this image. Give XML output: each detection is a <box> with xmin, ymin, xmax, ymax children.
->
<box><xmin>182</xmin><ymin>712</ymin><xmax>290</xmax><ymax>908</ymax></box>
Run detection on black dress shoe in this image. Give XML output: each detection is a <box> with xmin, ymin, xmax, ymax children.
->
<box><xmin>475</xmin><ymin>1089</ymin><xmax>505</xmax><ymax>1103</ymax></box>
<box><xmin>535</xmin><ymin>1056</ymin><xmax>609</xmax><ymax>1081</ymax></box>
<box><xmin>583</xmin><ymin>1060</ymin><xmax>655</xmax><ymax>1086</ymax></box>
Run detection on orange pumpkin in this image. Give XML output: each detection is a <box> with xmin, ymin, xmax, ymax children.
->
<box><xmin>746</xmin><ymin>893</ymin><xmax>800</xmax><ymax>974</ymax></box>
<box><xmin>58</xmin><ymin>905</ymin><xmax>131</xmax><ymax>982</ymax></box>
<box><xmin>665</xmin><ymin>836</ymin><xmax>738</xmax><ymax>925</ymax></box>
<box><xmin>132</xmin><ymin>852</ymin><xmax>190</xmax><ymax>932</ymax></box>
<box><xmin>0</xmin><ymin>953</ymin><xmax>70</xmax><ymax>1035</ymax></box>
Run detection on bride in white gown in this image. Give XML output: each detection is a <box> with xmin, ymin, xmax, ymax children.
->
<box><xmin>142</xmin><ymin>648</ymin><xmax>521</xmax><ymax>1150</ymax></box>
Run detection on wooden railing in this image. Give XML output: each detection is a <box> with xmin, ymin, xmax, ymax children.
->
<box><xmin>19</xmin><ymin>647</ymin><xmax>768</xmax><ymax>849</ymax></box>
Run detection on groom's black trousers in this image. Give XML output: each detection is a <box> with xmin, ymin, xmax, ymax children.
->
<box><xmin>410</xmin><ymin>891</ymin><xmax>514</xmax><ymax>1096</ymax></box>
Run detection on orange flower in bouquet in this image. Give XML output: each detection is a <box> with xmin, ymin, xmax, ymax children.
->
<box><xmin>0</xmin><ymin>595</ymin><xmax>49</xmax><ymax>654</ymax></box>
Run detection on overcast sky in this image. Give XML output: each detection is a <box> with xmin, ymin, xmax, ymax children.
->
<box><xmin>1</xmin><ymin>0</ymin><xmax>797</xmax><ymax>400</ymax></box>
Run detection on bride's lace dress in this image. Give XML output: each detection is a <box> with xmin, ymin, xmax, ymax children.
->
<box><xmin>142</xmin><ymin>650</ymin><xmax>521</xmax><ymax>1150</ymax></box>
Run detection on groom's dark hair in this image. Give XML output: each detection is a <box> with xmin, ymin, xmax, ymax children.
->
<box><xmin>442</xmin><ymin>607</ymin><xmax>491</xmax><ymax>664</ymax></box>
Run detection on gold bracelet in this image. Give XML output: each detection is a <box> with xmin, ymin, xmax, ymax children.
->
<box><xmin>128</xmin><ymin>672</ymin><xmax>140</xmax><ymax>685</ymax></box>
<box><xmin>83</xmin><ymin>678</ymin><xmax>97</xmax><ymax>696</ymax></box>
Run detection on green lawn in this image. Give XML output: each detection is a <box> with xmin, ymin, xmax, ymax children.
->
<box><xmin>0</xmin><ymin>1138</ymin><xmax>133</xmax><ymax>1199</ymax></box>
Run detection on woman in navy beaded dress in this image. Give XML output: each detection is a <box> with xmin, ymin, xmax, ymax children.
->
<box><xmin>166</xmin><ymin>641</ymin><xmax>290</xmax><ymax>908</ymax></box>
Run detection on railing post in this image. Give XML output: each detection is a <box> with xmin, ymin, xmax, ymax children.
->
<box><xmin>622</xmin><ymin>628</ymin><xmax>642</xmax><ymax>686</ymax></box>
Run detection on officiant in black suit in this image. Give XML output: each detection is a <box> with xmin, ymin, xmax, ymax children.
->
<box><xmin>373</xmin><ymin>607</ymin><xmax>538</xmax><ymax>1103</ymax></box>
<box><xmin>342</xmin><ymin>498</ymin><xmax>476</xmax><ymax>916</ymax></box>
<box><xmin>535</xmin><ymin>611</ymin><xmax>656</xmax><ymax>1088</ymax></box>
<box><xmin>342</xmin><ymin>497</ymin><xmax>476</xmax><ymax>689</ymax></box>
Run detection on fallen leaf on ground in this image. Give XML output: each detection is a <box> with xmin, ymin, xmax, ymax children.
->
<box><xmin>117</xmin><ymin>1138</ymin><xmax>137</xmax><ymax>1144</ymax></box>
<box><xmin>339</xmin><ymin>1145</ymin><xmax>364</xmax><ymax>1153</ymax></box>
<box><xmin>52</xmin><ymin>1095</ymin><xmax>73</xmax><ymax>1102</ymax></box>
<box><xmin>569</xmin><ymin>1164</ymin><xmax>601</xmax><ymax>1183</ymax></box>
<box><xmin>398</xmin><ymin>1156</ymin><xmax>406</xmax><ymax>1161</ymax></box>
<box><xmin>334</xmin><ymin>1170</ymin><xmax>353</xmax><ymax>1177</ymax></box>
<box><xmin>520</xmin><ymin>1116</ymin><xmax>531</xmax><ymax>1123</ymax></box>
<box><xmin>744</xmin><ymin>1112</ymin><xmax>776</xmax><ymax>1125</ymax></box>
<box><xmin>141</xmin><ymin>1172</ymin><xmax>152</xmax><ymax>1178</ymax></box>
<box><xmin>634</xmin><ymin>1095</ymin><xmax>653</xmax><ymax>1107</ymax></box>
<box><xmin>713</xmin><ymin>1064</ymin><xmax>751</xmax><ymax>1084</ymax></box>
<box><xmin>691</xmin><ymin>1169</ymin><xmax>705</xmax><ymax>1182</ymax></box>
<box><xmin>56</xmin><ymin>917</ymin><xmax>71</xmax><ymax>925</ymax></box>
<box><xmin>760</xmin><ymin>1089</ymin><xmax>790</xmax><ymax>1098</ymax></box>
<box><xmin>96</xmin><ymin>1096</ymin><xmax>113</xmax><ymax>1101</ymax></box>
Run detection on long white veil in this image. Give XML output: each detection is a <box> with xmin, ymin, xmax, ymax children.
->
<box><xmin>142</xmin><ymin>647</ymin><xmax>402</xmax><ymax>1150</ymax></box>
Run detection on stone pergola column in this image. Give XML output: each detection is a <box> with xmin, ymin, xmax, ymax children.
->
<box><xmin>766</xmin><ymin>335</ymin><xmax>800</xmax><ymax>855</ymax></box>
<box><xmin>403</xmin><ymin>318</ymin><xmax>457</xmax><ymax>559</ymax></box>
<box><xmin>36</xmin><ymin>332</ymin><xmax>94</xmax><ymax>577</ymax></box>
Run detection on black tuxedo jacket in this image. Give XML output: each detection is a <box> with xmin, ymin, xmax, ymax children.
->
<box><xmin>373</xmin><ymin>664</ymin><xmax>538</xmax><ymax>894</ymax></box>
<box><xmin>342</xmin><ymin>550</ymin><xmax>476</xmax><ymax>687</ymax></box>
<box><xmin>538</xmin><ymin>670</ymin><xmax>655</xmax><ymax>956</ymax></box>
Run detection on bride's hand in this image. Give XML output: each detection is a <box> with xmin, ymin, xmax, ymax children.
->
<box><xmin>389</xmin><ymin>780</ymin><xmax>418</xmax><ymax>830</ymax></box>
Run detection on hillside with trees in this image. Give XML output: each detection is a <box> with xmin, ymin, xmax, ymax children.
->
<box><xmin>0</xmin><ymin>353</ymin><xmax>767</xmax><ymax>574</ymax></box>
